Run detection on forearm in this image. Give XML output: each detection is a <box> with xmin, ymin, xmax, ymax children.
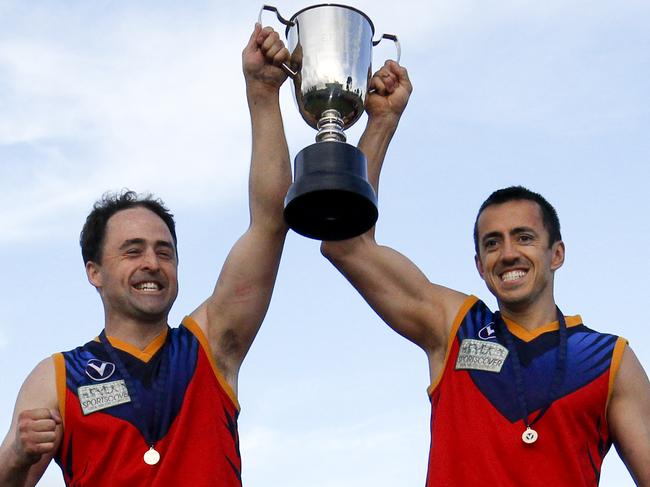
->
<box><xmin>247</xmin><ymin>86</ymin><xmax>292</xmax><ymax>234</ymax></box>
<box><xmin>0</xmin><ymin>445</ymin><xmax>35</xmax><ymax>487</ymax></box>
<box><xmin>329</xmin><ymin>113</ymin><xmax>401</xmax><ymax>244</ymax></box>
<box><xmin>357</xmin><ymin>114</ymin><xmax>400</xmax><ymax>192</ymax></box>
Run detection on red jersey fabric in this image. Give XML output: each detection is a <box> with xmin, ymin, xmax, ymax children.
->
<box><xmin>53</xmin><ymin>316</ymin><xmax>241</xmax><ymax>486</ymax></box>
<box><xmin>426</xmin><ymin>296</ymin><xmax>626</xmax><ymax>486</ymax></box>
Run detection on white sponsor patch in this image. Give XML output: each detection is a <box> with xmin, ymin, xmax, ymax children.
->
<box><xmin>455</xmin><ymin>339</ymin><xmax>509</xmax><ymax>373</ymax></box>
<box><xmin>78</xmin><ymin>379</ymin><xmax>131</xmax><ymax>415</ymax></box>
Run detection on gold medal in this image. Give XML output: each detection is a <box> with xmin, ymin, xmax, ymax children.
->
<box><xmin>522</xmin><ymin>427</ymin><xmax>538</xmax><ymax>444</ymax></box>
<box><xmin>143</xmin><ymin>446</ymin><xmax>161</xmax><ymax>465</ymax></box>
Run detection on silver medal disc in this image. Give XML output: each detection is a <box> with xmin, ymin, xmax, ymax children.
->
<box><xmin>143</xmin><ymin>447</ymin><xmax>161</xmax><ymax>465</ymax></box>
<box><xmin>522</xmin><ymin>427</ymin><xmax>538</xmax><ymax>444</ymax></box>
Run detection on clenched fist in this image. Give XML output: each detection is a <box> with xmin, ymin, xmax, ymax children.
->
<box><xmin>13</xmin><ymin>408</ymin><xmax>61</xmax><ymax>466</ymax></box>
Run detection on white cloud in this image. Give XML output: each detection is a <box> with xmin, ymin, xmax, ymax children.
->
<box><xmin>0</xmin><ymin>4</ymin><xmax>260</xmax><ymax>243</ymax></box>
<box><xmin>1</xmin><ymin>0</ymin><xmax>647</xmax><ymax>244</ymax></box>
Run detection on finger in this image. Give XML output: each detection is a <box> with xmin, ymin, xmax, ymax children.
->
<box><xmin>246</xmin><ymin>23</ymin><xmax>263</xmax><ymax>51</ymax></box>
<box><xmin>369</xmin><ymin>74</ymin><xmax>387</xmax><ymax>95</ymax></box>
<box><xmin>273</xmin><ymin>46</ymin><xmax>290</xmax><ymax>66</ymax></box>
<box><xmin>265</xmin><ymin>43</ymin><xmax>290</xmax><ymax>66</ymax></box>
<box><xmin>385</xmin><ymin>61</ymin><xmax>412</xmax><ymax>92</ymax></box>
<box><xmin>28</xmin><ymin>418</ymin><xmax>59</xmax><ymax>433</ymax></box>
<box><xmin>260</xmin><ymin>29</ymin><xmax>282</xmax><ymax>55</ymax></box>
<box><xmin>374</xmin><ymin>67</ymin><xmax>397</xmax><ymax>94</ymax></box>
<box><xmin>22</xmin><ymin>437</ymin><xmax>58</xmax><ymax>457</ymax></box>
<box><xmin>50</xmin><ymin>408</ymin><xmax>62</xmax><ymax>424</ymax></box>
<box><xmin>263</xmin><ymin>41</ymin><xmax>283</xmax><ymax>62</ymax></box>
<box><xmin>19</xmin><ymin>408</ymin><xmax>53</xmax><ymax>422</ymax></box>
<box><xmin>382</xmin><ymin>72</ymin><xmax>397</xmax><ymax>93</ymax></box>
<box><xmin>24</xmin><ymin>429</ymin><xmax>58</xmax><ymax>444</ymax></box>
<box><xmin>257</xmin><ymin>26</ymin><xmax>277</xmax><ymax>48</ymax></box>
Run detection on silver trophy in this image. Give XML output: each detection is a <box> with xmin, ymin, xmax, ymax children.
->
<box><xmin>260</xmin><ymin>4</ymin><xmax>400</xmax><ymax>240</ymax></box>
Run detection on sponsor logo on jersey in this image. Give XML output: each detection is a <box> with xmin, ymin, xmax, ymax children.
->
<box><xmin>455</xmin><ymin>338</ymin><xmax>509</xmax><ymax>373</ymax></box>
<box><xmin>78</xmin><ymin>379</ymin><xmax>131</xmax><ymax>415</ymax></box>
<box><xmin>478</xmin><ymin>322</ymin><xmax>497</xmax><ymax>340</ymax></box>
<box><xmin>85</xmin><ymin>359</ymin><xmax>116</xmax><ymax>381</ymax></box>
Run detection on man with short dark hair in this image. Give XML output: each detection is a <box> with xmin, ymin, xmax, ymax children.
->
<box><xmin>321</xmin><ymin>62</ymin><xmax>650</xmax><ymax>484</ymax></box>
<box><xmin>0</xmin><ymin>24</ymin><xmax>291</xmax><ymax>486</ymax></box>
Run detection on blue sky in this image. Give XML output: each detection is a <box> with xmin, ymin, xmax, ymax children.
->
<box><xmin>0</xmin><ymin>1</ymin><xmax>648</xmax><ymax>485</ymax></box>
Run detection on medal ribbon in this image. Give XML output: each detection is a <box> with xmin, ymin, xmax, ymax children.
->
<box><xmin>99</xmin><ymin>330</ymin><xmax>169</xmax><ymax>456</ymax></box>
<box><xmin>495</xmin><ymin>307</ymin><xmax>567</xmax><ymax>435</ymax></box>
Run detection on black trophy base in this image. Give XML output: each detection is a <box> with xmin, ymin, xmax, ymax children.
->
<box><xmin>284</xmin><ymin>141</ymin><xmax>378</xmax><ymax>241</ymax></box>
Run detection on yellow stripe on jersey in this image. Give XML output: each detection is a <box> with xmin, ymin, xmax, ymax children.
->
<box><xmin>52</xmin><ymin>352</ymin><xmax>67</xmax><ymax>427</ymax></box>
<box><xmin>427</xmin><ymin>295</ymin><xmax>479</xmax><ymax>396</ymax></box>
<box><xmin>182</xmin><ymin>315</ymin><xmax>240</xmax><ymax>411</ymax></box>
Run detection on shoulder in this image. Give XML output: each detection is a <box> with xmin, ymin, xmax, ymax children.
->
<box><xmin>611</xmin><ymin>345</ymin><xmax>648</xmax><ymax>395</ymax></box>
<box><xmin>27</xmin><ymin>357</ymin><xmax>57</xmax><ymax>387</ymax></box>
<box><xmin>17</xmin><ymin>357</ymin><xmax>58</xmax><ymax>411</ymax></box>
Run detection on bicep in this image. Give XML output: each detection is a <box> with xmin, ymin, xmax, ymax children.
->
<box><xmin>322</xmin><ymin>237</ymin><xmax>467</xmax><ymax>352</ymax></box>
<box><xmin>0</xmin><ymin>358</ymin><xmax>59</xmax><ymax>487</ymax></box>
<box><xmin>608</xmin><ymin>346</ymin><xmax>650</xmax><ymax>485</ymax></box>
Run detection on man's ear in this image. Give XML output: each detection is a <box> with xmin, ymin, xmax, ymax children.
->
<box><xmin>475</xmin><ymin>253</ymin><xmax>485</xmax><ymax>280</ymax></box>
<box><xmin>551</xmin><ymin>241</ymin><xmax>565</xmax><ymax>271</ymax></box>
<box><xmin>86</xmin><ymin>261</ymin><xmax>102</xmax><ymax>288</ymax></box>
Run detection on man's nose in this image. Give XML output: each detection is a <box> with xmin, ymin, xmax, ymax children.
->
<box><xmin>141</xmin><ymin>248</ymin><xmax>160</xmax><ymax>270</ymax></box>
<box><xmin>501</xmin><ymin>238</ymin><xmax>519</xmax><ymax>261</ymax></box>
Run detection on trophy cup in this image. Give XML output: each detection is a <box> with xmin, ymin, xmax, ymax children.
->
<box><xmin>260</xmin><ymin>4</ymin><xmax>400</xmax><ymax>240</ymax></box>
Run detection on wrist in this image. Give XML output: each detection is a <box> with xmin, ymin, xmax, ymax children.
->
<box><xmin>0</xmin><ymin>446</ymin><xmax>33</xmax><ymax>483</ymax></box>
<box><xmin>246</xmin><ymin>84</ymin><xmax>281</xmax><ymax>107</ymax></box>
<box><xmin>365</xmin><ymin>112</ymin><xmax>400</xmax><ymax>135</ymax></box>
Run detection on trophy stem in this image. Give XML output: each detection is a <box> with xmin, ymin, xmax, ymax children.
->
<box><xmin>315</xmin><ymin>109</ymin><xmax>346</xmax><ymax>143</ymax></box>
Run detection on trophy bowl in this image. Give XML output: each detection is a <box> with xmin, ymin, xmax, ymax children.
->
<box><xmin>261</xmin><ymin>4</ymin><xmax>400</xmax><ymax>240</ymax></box>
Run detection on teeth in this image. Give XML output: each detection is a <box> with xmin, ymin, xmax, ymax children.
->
<box><xmin>502</xmin><ymin>270</ymin><xmax>525</xmax><ymax>282</ymax></box>
<box><xmin>135</xmin><ymin>282</ymin><xmax>160</xmax><ymax>291</ymax></box>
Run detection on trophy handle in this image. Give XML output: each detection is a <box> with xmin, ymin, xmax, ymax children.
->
<box><xmin>257</xmin><ymin>5</ymin><xmax>298</xmax><ymax>78</ymax></box>
<box><xmin>258</xmin><ymin>5</ymin><xmax>293</xmax><ymax>27</ymax></box>
<box><xmin>372</xmin><ymin>34</ymin><xmax>401</xmax><ymax>64</ymax></box>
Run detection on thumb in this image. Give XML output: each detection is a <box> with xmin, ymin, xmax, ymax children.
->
<box><xmin>245</xmin><ymin>23</ymin><xmax>262</xmax><ymax>52</ymax></box>
<box><xmin>49</xmin><ymin>408</ymin><xmax>62</xmax><ymax>424</ymax></box>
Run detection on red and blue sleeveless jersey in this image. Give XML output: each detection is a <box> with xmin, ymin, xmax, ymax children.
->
<box><xmin>52</xmin><ymin>316</ymin><xmax>241</xmax><ymax>487</ymax></box>
<box><xmin>426</xmin><ymin>296</ymin><xmax>627</xmax><ymax>486</ymax></box>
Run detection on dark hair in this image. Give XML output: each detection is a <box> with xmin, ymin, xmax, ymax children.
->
<box><xmin>473</xmin><ymin>186</ymin><xmax>561</xmax><ymax>255</ymax></box>
<box><xmin>80</xmin><ymin>190</ymin><xmax>177</xmax><ymax>265</ymax></box>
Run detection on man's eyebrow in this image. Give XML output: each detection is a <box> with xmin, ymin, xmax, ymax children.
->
<box><xmin>511</xmin><ymin>226</ymin><xmax>537</xmax><ymax>235</ymax></box>
<box><xmin>119</xmin><ymin>238</ymin><xmax>145</xmax><ymax>250</ymax></box>
<box><xmin>155</xmin><ymin>240</ymin><xmax>175</xmax><ymax>250</ymax></box>
<box><xmin>118</xmin><ymin>239</ymin><xmax>174</xmax><ymax>250</ymax></box>
<box><xmin>481</xmin><ymin>231</ymin><xmax>502</xmax><ymax>243</ymax></box>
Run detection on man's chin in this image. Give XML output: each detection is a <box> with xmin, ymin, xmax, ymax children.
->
<box><xmin>496</xmin><ymin>293</ymin><xmax>531</xmax><ymax>312</ymax></box>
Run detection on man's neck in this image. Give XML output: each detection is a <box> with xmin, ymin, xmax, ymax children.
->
<box><xmin>498</xmin><ymin>299</ymin><xmax>558</xmax><ymax>332</ymax></box>
<box><xmin>103</xmin><ymin>316</ymin><xmax>168</xmax><ymax>350</ymax></box>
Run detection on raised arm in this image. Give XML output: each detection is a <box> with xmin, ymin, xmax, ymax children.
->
<box><xmin>190</xmin><ymin>24</ymin><xmax>291</xmax><ymax>392</ymax></box>
<box><xmin>321</xmin><ymin>61</ymin><xmax>467</xmax><ymax>365</ymax></box>
<box><xmin>607</xmin><ymin>346</ymin><xmax>650</xmax><ymax>485</ymax></box>
<box><xmin>0</xmin><ymin>358</ymin><xmax>61</xmax><ymax>487</ymax></box>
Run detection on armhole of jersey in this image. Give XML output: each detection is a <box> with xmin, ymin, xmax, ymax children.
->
<box><xmin>52</xmin><ymin>352</ymin><xmax>66</xmax><ymax>427</ymax></box>
<box><xmin>427</xmin><ymin>295</ymin><xmax>479</xmax><ymax>396</ymax></box>
<box><xmin>181</xmin><ymin>316</ymin><xmax>240</xmax><ymax>411</ymax></box>
<box><xmin>606</xmin><ymin>336</ymin><xmax>629</xmax><ymax>409</ymax></box>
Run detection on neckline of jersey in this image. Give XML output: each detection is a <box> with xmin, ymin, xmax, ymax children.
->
<box><xmin>503</xmin><ymin>314</ymin><xmax>582</xmax><ymax>342</ymax></box>
<box><xmin>94</xmin><ymin>327</ymin><xmax>169</xmax><ymax>362</ymax></box>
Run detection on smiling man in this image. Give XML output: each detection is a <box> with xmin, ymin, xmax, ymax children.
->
<box><xmin>0</xmin><ymin>24</ymin><xmax>291</xmax><ymax>487</ymax></box>
<box><xmin>321</xmin><ymin>62</ymin><xmax>650</xmax><ymax>484</ymax></box>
